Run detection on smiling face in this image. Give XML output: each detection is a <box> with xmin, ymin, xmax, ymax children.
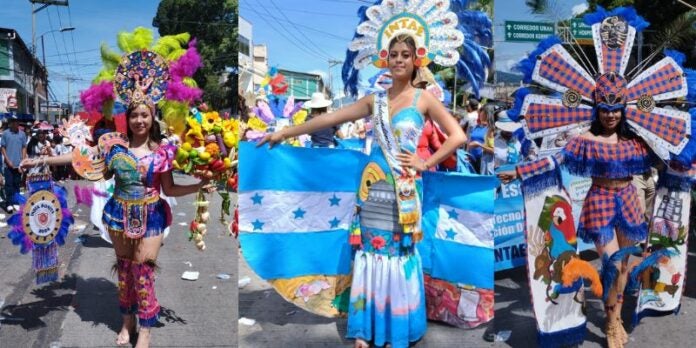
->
<box><xmin>387</xmin><ymin>36</ymin><xmax>416</xmax><ymax>83</ymax></box>
<box><xmin>127</xmin><ymin>104</ymin><xmax>153</xmax><ymax>138</ymax></box>
<box><xmin>598</xmin><ymin>108</ymin><xmax>622</xmax><ymax>133</ymax></box>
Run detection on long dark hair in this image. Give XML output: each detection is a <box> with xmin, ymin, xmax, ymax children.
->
<box><xmin>589</xmin><ymin>108</ymin><xmax>636</xmax><ymax>140</ymax></box>
<box><xmin>126</xmin><ymin>103</ymin><xmax>162</xmax><ymax>148</ymax></box>
<box><xmin>388</xmin><ymin>34</ymin><xmax>419</xmax><ymax>87</ymax></box>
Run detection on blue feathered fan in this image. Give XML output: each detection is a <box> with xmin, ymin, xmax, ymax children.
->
<box><xmin>7</xmin><ymin>167</ymin><xmax>74</xmax><ymax>284</ymax></box>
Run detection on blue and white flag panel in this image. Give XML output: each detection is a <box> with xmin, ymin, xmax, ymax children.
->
<box><xmin>419</xmin><ymin>171</ymin><xmax>497</xmax><ymax>290</ymax></box>
<box><xmin>238</xmin><ymin>141</ymin><xmax>367</xmax><ymax>280</ymax></box>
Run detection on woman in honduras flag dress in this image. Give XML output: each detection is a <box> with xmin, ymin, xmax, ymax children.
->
<box><xmin>257</xmin><ymin>1</ymin><xmax>482</xmax><ymax>346</ymax></box>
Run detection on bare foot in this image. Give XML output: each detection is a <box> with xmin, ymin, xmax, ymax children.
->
<box><xmin>135</xmin><ymin>327</ymin><xmax>151</xmax><ymax>348</ymax></box>
<box><xmin>116</xmin><ymin>314</ymin><xmax>135</xmax><ymax>346</ymax></box>
<box><xmin>354</xmin><ymin>338</ymin><xmax>369</xmax><ymax>348</ymax></box>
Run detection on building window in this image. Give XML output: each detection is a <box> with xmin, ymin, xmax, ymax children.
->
<box><xmin>238</xmin><ymin>36</ymin><xmax>251</xmax><ymax>57</ymax></box>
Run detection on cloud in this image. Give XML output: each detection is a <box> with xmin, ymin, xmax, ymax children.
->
<box><xmin>571</xmin><ymin>3</ymin><xmax>588</xmax><ymax>16</ymax></box>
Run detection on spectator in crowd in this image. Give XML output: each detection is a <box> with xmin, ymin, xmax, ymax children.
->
<box><xmin>467</xmin><ymin>103</ymin><xmax>494</xmax><ymax>173</ymax></box>
<box><xmin>463</xmin><ymin>97</ymin><xmax>480</xmax><ymax>137</ymax></box>
<box><xmin>1</xmin><ymin>115</ymin><xmax>27</xmax><ymax>213</ymax></box>
<box><xmin>490</xmin><ymin>110</ymin><xmax>524</xmax><ymax>170</ymax></box>
<box><xmin>305</xmin><ymin>92</ymin><xmax>342</xmax><ymax>148</ymax></box>
<box><xmin>27</xmin><ymin>129</ymin><xmax>52</xmax><ymax>158</ymax></box>
<box><xmin>53</xmin><ymin>136</ymin><xmax>73</xmax><ymax>181</ymax></box>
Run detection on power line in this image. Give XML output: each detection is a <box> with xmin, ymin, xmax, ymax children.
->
<box><xmin>54</xmin><ymin>7</ymin><xmax>78</xmax><ymax>79</ymax></box>
<box><xmin>269</xmin><ymin>0</ymin><xmax>336</xmax><ymax>59</ymax></box>
<box><xmin>45</xmin><ymin>8</ymin><xmax>71</xmax><ymax>79</ymax></box>
<box><xmin>44</xmin><ymin>47</ymin><xmax>101</xmax><ymax>58</ymax></box>
<box><xmin>241</xmin><ymin>1</ymin><xmax>337</xmax><ymax>62</ymax></box>
<box><xmin>239</xmin><ymin>4</ymin><xmax>352</xmax><ymax>41</ymax></box>
<box><xmin>256</xmin><ymin>0</ymin><xmax>333</xmax><ymax>60</ymax></box>
<box><xmin>66</xmin><ymin>5</ymin><xmax>80</xmax><ymax>82</ymax></box>
<box><xmin>248</xmin><ymin>4</ymin><xmax>355</xmax><ymax>18</ymax></box>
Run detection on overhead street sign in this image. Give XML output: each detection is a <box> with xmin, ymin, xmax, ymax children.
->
<box><xmin>505</xmin><ymin>21</ymin><xmax>555</xmax><ymax>42</ymax></box>
<box><xmin>570</xmin><ymin>18</ymin><xmax>592</xmax><ymax>39</ymax></box>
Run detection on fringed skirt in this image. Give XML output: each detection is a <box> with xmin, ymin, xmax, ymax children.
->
<box><xmin>346</xmin><ymin>227</ymin><xmax>427</xmax><ymax>348</ymax></box>
<box><xmin>577</xmin><ymin>183</ymin><xmax>647</xmax><ymax>246</ymax></box>
<box><xmin>103</xmin><ymin>195</ymin><xmax>172</xmax><ymax>239</ymax></box>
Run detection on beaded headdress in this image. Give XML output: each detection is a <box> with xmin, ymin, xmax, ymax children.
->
<box><xmin>342</xmin><ymin>0</ymin><xmax>492</xmax><ymax>97</ymax></box>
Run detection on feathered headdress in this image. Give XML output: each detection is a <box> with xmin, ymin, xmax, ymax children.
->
<box><xmin>342</xmin><ymin>0</ymin><xmax>492</xmax><ymax>97</ymax></box>
<box><xmin>79</xmin><ymin>27</ymin><xmax>203</xmax><ymax>135</ymax></box>
<box><xmin>509</xmin><ymin>6</ymin><xmax>695</xmax><ymax>167</ymax></box>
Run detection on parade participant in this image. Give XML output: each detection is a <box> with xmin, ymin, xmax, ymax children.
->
<box><xmin>261</xmin><ymin>33</ymin><xmax>465</xmax><ymax>348</ymax></box>
<box><xmin>21</xmin><ymin>28</ymin><xmax>208</xmax><ymax>347</ymax></box>
<box><xmin>24</xmin><ymin>107</ymin><xmax>211</xmax><ymax>348</ymax></box>
<box><xmin>259</xmin><ymin>1</ymin><xmax>471</xmax><ymax>345</ymax></box>
<box><xmin>497</xmin><ymin>6</ymin><xmax>695</xmax><ymax>347</ymax></box>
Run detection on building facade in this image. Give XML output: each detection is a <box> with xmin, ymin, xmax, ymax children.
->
<box><xmin>238</xmin><ymin>16</ymin><xmax>255</xmax><ymax>98</ymax></box>
<box><xmin>0</xmin><ymin>28</ymin><xmax>47</xmax><ymax>118</ymax></box>
<box><xmin>278</xmin><ymin>69</ymin><xmax>324</xmax><ymax>102</ymax></box>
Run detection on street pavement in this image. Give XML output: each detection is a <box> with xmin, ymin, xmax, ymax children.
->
<box><xmin>238</xmin><ymin>252</ymin><xmax>494</xmax><ymax>348</ymax></box>
<box><xmin>0</xmin><ymin>176</ymin><xmax>238</xmax><ymax>348</ymax></box>
<box><xmin>240</xmin><ymin>240</ymin><xmax>696</xmax><ymax>347</ymax></box>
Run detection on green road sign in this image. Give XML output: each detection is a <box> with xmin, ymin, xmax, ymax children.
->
<box><xmin>505</xmin><ymin>21</ymin><xmax>555</xmax><ymax>42</ymax></box>
<box><xmin>570</xmin><ymin>18</ymin><xmax>592</xmax><ymax>39</ymax></box>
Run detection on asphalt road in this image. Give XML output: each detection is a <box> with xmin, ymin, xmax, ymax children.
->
<box><xmin>0</xmin><ymin>176</ymin><xmax>238</xmax><ymax>348</ymax></box>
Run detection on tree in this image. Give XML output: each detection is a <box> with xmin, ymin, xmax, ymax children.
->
<box><xmin>153</xmin><ymin>0</ymin><xmax>238</xmax><ymax>111</ymax></box>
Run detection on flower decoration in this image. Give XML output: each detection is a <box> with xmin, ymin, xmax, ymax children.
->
<box><xmin>370</xmin><ymin>236</ymin><xmax>386</xmax><ymax>250</ymax></box>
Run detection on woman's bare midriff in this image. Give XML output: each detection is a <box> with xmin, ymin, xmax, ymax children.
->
<box><xmin>591</xmin><ymin>177</ymin><xmax>632</xmax><ymax>188</ymax></box>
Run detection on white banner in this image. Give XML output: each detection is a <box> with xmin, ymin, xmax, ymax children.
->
<box><xmin>0</xmin><ymin>88</ymin><xmax>18</xmax><ymax>113</ymax></box>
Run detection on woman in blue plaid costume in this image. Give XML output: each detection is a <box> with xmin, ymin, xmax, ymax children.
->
<box><xmin>498</xmin><ymin>6</ymin><xmax>695</xmax><ymax>348</ymax></box>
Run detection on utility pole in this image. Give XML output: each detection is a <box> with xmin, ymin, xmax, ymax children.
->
<box><xmin>30</xmin><ymin>0</ymin><xmax>69</xmax><ymax>121</ymax></box>
<box><xmin>39</xmin><ymin>27</ymin><xmax>75</xmax><ymax>122</ymax></box>
<box><xmin>327</xmin><ymin>59</ymin><xmax>343</xmax><ymax>106</ymax></box>
<box><xmin>453</xmin><ymin>65</ymin><xmax>457</xmax><ymax>114</ymax></box>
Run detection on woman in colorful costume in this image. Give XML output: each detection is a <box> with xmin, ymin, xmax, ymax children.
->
<box><xmin>498</xmin><ymin>6</ymin><xmax>695</xmax><ymax>348</ymax></box>
<box><xmin>259</xmin><ymin>2</ymin><xmax>474</xmax><ymax>346</ymax></box>
<box><xmin>22</xmin><ymin>30</ymin><xmax>210</xmax><ymax>347</ymax></box>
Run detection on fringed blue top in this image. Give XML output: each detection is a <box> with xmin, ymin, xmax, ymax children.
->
<box><xmin>561</xmin><ymin>136</ymin><xmax>653</xmax><ymax>179</ymax></box>
<box><xmin>517</xmin><ymin>136</ymin><xmax>654</xmax><ymax>196</ymax></box>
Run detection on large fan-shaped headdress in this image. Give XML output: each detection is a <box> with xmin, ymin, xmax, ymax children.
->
<box><xmin>79</xmin><ymin>27</ymin><xmax>203</xmax><ymax>135</ymax></box>
<box><xmin>342</xmin><ymin>0</ymin><xmax>492</xmax><ymax>97</ymax></box>
<box><xmin>510</xmin><ymin>6</ymin><xmax>695</xmax><ymax>167</ymax></box>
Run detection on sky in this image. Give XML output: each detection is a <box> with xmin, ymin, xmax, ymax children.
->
<box><xmin>239</xmin><ymin>0</ymin><xmax>381</xmax><ymax>98</ymax></box>
<box><xmin>241</xmin><ymin>0</ymin><xmax>589</xmax><ymax>94</ymax></box>
<box><xmin>1</xmin><ymin>0</ymin><xmax>591</xmax><ymax>107</ymax></box>
<box><xmin>1</xmin><ymin>0</ymin><xmax>162</xmax><ymax>107</ymax></box>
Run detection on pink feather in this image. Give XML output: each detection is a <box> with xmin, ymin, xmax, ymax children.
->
<box><xmin>169</xmin><ymin>39</ymin><xmax>203</xmax><ymax>80</ymax></box>
<box><xmin>254</xmin><ymin>101</ymin><xmax>275</xmax><ymax>123</ymax></box>
<box><xmin>166</xmin><ymin>39</ymin><xmax>203</xmax><ymax>103</ymax></box>
<box><xmin>283</xmin><ymin>96</ymin><xmax>295</xmax><ymax>118</ymax></box>
<box><xmin>74</xmin><ymin>185</ymin><xmax>94</xmax><ymax>206</ymax></box>
<box><xmin>80</xmin><ymin>81</ymin><xmax>114</xmax><ymax>113</ymax></box>
<box><xmin>246</xmin><ymin>130</ymin><xmax>266</xmax><ymax>141</ymax></box>
<box><xmin>165</xmin><ymin>81</ymin><xmax>203</xmax><ymax>103</ymax></box>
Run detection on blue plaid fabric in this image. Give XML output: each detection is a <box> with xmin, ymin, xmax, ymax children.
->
<box><xmin>537</xmin><ymin>50</ymin><xmax>595</xmax><ymax>98</ymax></box>
<box><xmin>577</xmin><ymin>183</ymin><xmax>647</xmax><ymax>246</ymax></box>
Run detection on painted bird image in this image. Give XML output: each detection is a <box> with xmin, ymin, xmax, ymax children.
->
<box><xmin>547</xmin><ymin>200</ymin><xmax>576</xmax><ymax>259</ymax></box>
